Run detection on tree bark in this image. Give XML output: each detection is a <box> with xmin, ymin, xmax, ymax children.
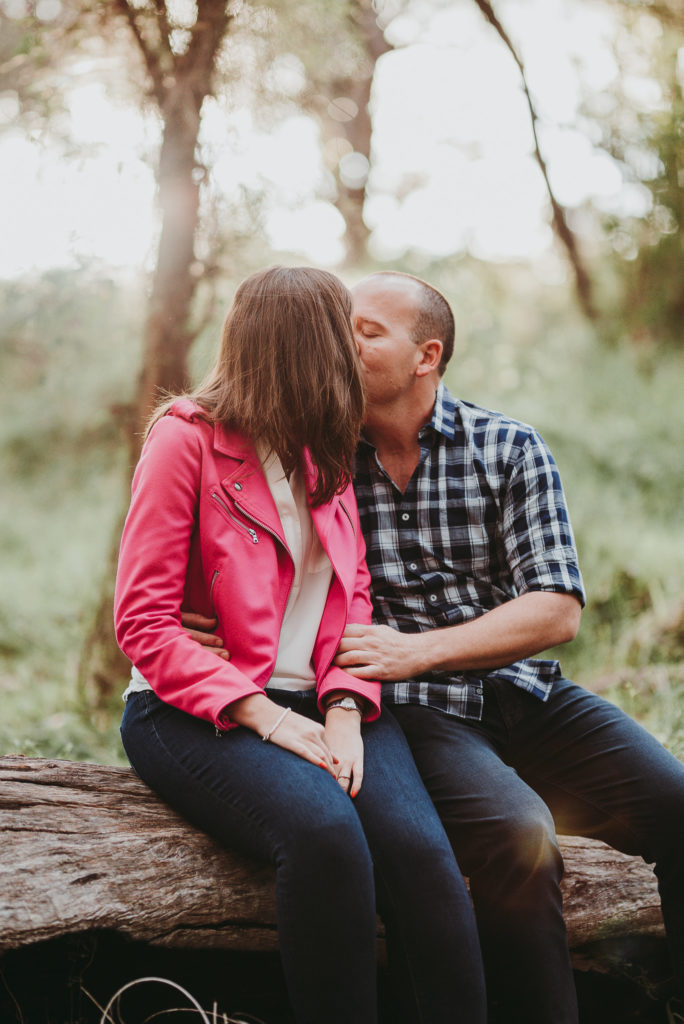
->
<box><xmin>0</xmin><ymin>756</ymin><xmax>667</xmax><ymax>987</ymax></box>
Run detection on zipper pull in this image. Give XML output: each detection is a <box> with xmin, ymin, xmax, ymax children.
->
<box><xmin>247</xmin><ymin>528</ymin><xmax>258</xmax><ymax>544</ymax></box>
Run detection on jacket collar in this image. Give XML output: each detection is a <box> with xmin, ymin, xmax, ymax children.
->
<box><xmin>212</xmin><ymin>423</ymin><xmax>339</xmax><ymax>541</ymax></box>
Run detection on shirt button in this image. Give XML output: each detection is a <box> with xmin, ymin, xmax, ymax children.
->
<box><xmin>408</xmin><ymin>562</ymin><xmax>418</xmax><ymax>571</ymax></box>
<box><xmin>401</xmin><ymin>513</ymin><xmax>410</xmax><ymax>522</ymax></box>
<box><xmin>428</xmin><ymin>594</ymin><xmax>437</xmax><ymax>602</ymax></box>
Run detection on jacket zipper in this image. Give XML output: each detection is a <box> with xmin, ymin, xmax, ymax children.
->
<box><xmin>211</xmin><ymin>492</ymin><xmax>259</xmax><ymax>544</ymax></box>
<box><xmin>210</xmin><ymin>495</ymin><xmax>294</xmax><ymax>736</ymax></box>
<box><xmin>232</xmin><ymin>499</ymin><xmax>287</xmax><ymax>551</ymax></box>
<box><xmin>213</xmin><ymin>493</ymin><xmax>353</xmax><ymax>696</ymax></box>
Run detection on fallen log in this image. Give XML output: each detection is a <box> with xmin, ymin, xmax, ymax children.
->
<box><xmin>0</xmin><ymin>755</ymin><xmax>668</xmax><ymax>983</ymax></box>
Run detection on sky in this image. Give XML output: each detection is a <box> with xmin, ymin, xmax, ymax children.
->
<box><xmin>0</xmin><ymin>0</ymin><xmax>664</xmax><ymax>279</ymax></box>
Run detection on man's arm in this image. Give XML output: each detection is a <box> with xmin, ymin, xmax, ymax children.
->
<box><xmin>334</xmin><ymin>591</ymin><xmax>581</xmax><ymax>681</ymax></box>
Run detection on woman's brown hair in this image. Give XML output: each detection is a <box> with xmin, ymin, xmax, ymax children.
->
<box><xmin>148</xmin><ymin>266</ymin><xmax>365</xmax><ymax>506</ymax></box>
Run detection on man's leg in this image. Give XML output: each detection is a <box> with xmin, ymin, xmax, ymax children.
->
<box><xmin>502</xmin><ymin>675</ymin><xmax>684</xmax><ymax>1006</ymax></box>
<box><xmin>391</xmin><ymin>699</ymin><xmax>579</xmax><ymax>1024</ymax></box>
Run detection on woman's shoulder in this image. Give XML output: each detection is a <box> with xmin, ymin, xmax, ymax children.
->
<box><xmin>147</xmin><ymin>399</ymin><xmax>213</xmax><ymax>442</ymax></box>
<box><xmin>140</xmin><ymin>401</ymin><xmax>216</xmax><ymax>475</ymax></box>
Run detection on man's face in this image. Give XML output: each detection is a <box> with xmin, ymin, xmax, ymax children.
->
<box><xmin>351</xmin><ymin>277</ymin><xmax>423</xmax><ymax>408</ymax></box>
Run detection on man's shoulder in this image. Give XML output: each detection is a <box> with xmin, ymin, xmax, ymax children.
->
<box><xmin>445</xmin><ymin>391</ymin><xmax>540</xmax><ymax>451</ymax></box>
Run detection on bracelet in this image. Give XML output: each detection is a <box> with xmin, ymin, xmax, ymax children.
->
<box><xmin>262</xmin><ymin>706</ymin><xmax>291</xmax><ymax>742</ymax></box>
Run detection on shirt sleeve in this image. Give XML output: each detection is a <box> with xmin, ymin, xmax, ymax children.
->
<box><xmin>501</xmin><ymin>428</ymin><xmax>586</xmax><ymax>605</ymax></box>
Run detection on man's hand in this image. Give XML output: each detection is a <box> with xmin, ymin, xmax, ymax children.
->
<box><xmin>335</xmin><ymin>593</ymin><xmax>582</xmax><ymax>681</ymax></box>
<box><xmin>180</xmin><ymin>611</ymin><xmax>230</xmax><ymax>661</ymax></box>
<box><xmin>335</xmin><ymin>623</ymin><xmax>430</xmax><ymax>681</ymax></box>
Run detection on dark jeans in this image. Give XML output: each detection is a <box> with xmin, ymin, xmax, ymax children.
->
<box><xmin>121</xmin><ymin>689</ymin><xmax>486</xmax><ymax>1024</ymax></box>
<box><xmin>391</xmin><ymin>676</ymin><xmax>684</xmax><ymax>1024</ymax></box>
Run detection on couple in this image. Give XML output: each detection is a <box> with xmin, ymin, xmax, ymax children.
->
<box><xmin>115</xmin><ymin>266</ymin><xmax>684</xmax><ymax>1024</ymax></box>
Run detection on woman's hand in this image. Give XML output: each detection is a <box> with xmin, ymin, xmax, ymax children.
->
<box><xmin>228</xmin><ymin>694</ymin><xmax>338</xmax><ymax>777</ymax></box>
<box><xmin>324</xmin><ymin>707</ymin><xmax>364</xmax><ymax>798</ymax></box>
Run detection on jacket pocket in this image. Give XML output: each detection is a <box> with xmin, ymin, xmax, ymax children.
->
<box><xmin>209</xmin><ymin>568</ymin><xmax>220</xmax><ymax>611</ymax></box>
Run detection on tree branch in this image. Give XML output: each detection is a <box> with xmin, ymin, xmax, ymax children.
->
<box><xmin>471</xmin><ymin>0</ymin><xmax>597</xmax><ymax>320</ymax></box>
<box><xmin>109</xmin><ymin>0</ymin><xmax>168</xmax><ymax>106</ymax></box>
<box><xmin>180</xmin><ymin>0</ymin><xmax>234</xmax><ymax>99</ymax></box>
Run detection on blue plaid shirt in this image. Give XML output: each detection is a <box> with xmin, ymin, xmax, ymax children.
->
<box><xmin>354</xmin><ymin>383</ymin><xmax>585</xmax><ymax>720</ymax></box>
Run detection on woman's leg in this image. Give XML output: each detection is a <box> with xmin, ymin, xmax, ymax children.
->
<box><xmin>355</xmin><ymin>706</ymin><xmax>487</xmax><ymax>1024</ymax></box>
<box><xmin>121</xmin><ymin>690</ymin><xmax>378</xmax><ymax>1024</ymax></box>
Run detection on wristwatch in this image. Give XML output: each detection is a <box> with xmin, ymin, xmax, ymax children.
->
<box><xmin>326</xmin><ymin>696</ymin><xmax>363</xmax><ymax>714</ymax></box>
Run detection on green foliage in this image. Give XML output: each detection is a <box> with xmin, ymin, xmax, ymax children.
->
<box><xmin>0</xmin><ymin>267</ymin><xmax>145</xmax><ymax>764</ymax></box>
<box><xmin>592</xmin><ymin>9</ymin><xmax>684</xmax><ymax>347</ymax></box>
<box><xmin>2</xmin><ymin>260</ymin><xmax>684</xmax><ymax>763</ymax></box>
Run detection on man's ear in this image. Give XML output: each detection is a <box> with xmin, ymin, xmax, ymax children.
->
<box><xmin>415</xmin><ymin>339</ymin><xmax>443</xmax><ymax>377</ymax></box>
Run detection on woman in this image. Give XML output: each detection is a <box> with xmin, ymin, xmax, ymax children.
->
<box><xmin>115</xmin><ymin>266</ymin><xmax>485</xmax><ymax>1024</ymax></box>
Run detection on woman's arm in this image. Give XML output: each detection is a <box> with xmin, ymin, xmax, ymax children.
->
<box><xmin>228</xmin><ymin>692</ymin><xmax>338</xmax><ymax>776</ymax></box>
<box><xmin>114</xmin><ymin>415</ymin><xmax>271</xmax><ymax>728</ymax></box>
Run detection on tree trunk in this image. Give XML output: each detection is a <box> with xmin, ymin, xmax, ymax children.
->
<box><xmin>133</xmin><ymin>95</ymin><xmax>202</xmax><ymax>431</ymax></box>
<box><xmin>308</xmin><ymin>0</ymin><xmax>393</xmax><ymax>266</ymax></box>
<box><xmin>0</xmin><ymin>755</ymin><xmax>669</xmax><ymax>991</ymax></box>
<box><xmin>78</xmin><ymin>0</ymin><xmax>232</xmax><ymax>708</ymax></box>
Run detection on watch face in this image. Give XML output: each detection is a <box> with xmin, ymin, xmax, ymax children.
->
<box><xmin>329</xmin><ymin>696</ymin><xmax>359</xmax><ymax>711</ymax></box>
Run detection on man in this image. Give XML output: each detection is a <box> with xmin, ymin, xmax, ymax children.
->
<box><xmin>335</xmin><ymin>271</ymin><xmax>684</xmax><ymax>1024</ymax></box>
<box><xmin>184</xmin><ymin>271</ymin><xmax>684</xmax><ymax>1023</ymax></box>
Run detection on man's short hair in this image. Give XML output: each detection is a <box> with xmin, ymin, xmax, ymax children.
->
<box><xmin>368</xmin><ymin>272</ymin><xmax>455</xmax><ymax>375</ymax></box>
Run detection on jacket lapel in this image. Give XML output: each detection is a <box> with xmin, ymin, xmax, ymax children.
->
<box><xmin>212</xmin><ymin>423</ymin><xmax>287</xmax><ymax>547</ymax></box>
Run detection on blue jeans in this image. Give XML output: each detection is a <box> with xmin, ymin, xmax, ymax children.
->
<box><xmin>391</xmin><ymin>676</ymin><xmax>684</xmax><ymax>1024</ymax></box>
<box><xmin>121</xmin><ymin>689</ymin><xmax>486</xmax><ymax>1024</ymax></box>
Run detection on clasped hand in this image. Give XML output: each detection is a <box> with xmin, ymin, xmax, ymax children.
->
<box><xmin>260</xmin><ymin>703</ymin><xmax>364</xmax><ymax>798</ymax></box>
<box><xmin>181</xmin><ymin>613</ymin><xmax>364</xmax><ymax>795</ymax></box>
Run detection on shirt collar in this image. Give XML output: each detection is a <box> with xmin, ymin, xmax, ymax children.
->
<box><xmin>424</xmin><ymin>381</ymin><xmax>457</xmax><ymax>441</ymax></box>
<box><xmin>359</xmin><ymin>381</ymin><xmax>457</xmax><ymax>450</ymax></box>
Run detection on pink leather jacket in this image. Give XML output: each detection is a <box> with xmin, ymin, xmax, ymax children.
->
<box><xmin>114</xmin><ymin>400</ymin><xmax>381</xmax><ymax>729</ymax></box>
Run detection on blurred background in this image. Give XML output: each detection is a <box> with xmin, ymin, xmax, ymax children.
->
<box><xmin>1</xmin><ymin>0</ymin><xmax>683</xmax><ymax>766</ymax></box>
